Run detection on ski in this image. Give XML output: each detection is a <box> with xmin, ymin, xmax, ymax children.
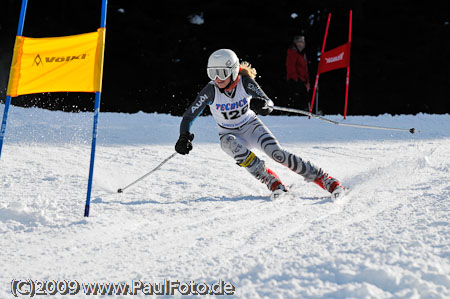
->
<box><xmin>330</xmin><ymin>186</ymin><xmax>349</xmax><ymax>202</ymax></box>
<box><xmin>270</xmin><ymin>188</ymin><xmax>287</xmax><ymax>200</ymax></box>
<box><xmin>268</xmin><ymin>184</ymin><xmax>350</xmax><ymax>202</ymax></box>
<box><xmin>270</xmin><ymin>184</ymin><xmax>292</xmax><ymax>200</ymax></box>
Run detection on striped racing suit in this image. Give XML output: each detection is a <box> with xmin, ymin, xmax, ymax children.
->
<box><xmin>179</xmin><ymin>75</ymin><xmax>339</xmax><ymax>192</ymax></box>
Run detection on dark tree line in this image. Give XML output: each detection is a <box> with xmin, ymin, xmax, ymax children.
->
<box><xmin>0</xmin><ymin>0</ymin><xmax>449</xmax><ymax>116</ymax></box>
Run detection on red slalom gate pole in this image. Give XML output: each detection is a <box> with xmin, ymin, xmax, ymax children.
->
<box><xmin>344</xmin><ymin>10</ymin><xmax>352</xmax><ymax>119</ymax></box>
<box><xmin>310</xmin><ymin>13</ymin><xmax>331</xmax><ymax>118</ymax></box>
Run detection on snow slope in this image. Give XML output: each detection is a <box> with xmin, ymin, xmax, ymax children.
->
<box><xmin>1</xmin><ymin>105</ymin><xmax>450</xmax><ymax>298</ymax></box>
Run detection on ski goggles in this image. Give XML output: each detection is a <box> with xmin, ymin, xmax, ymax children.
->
<box><xmin>207</xmin><ymin>67</ymin><xmax>232</xmax><ymax>81</ymax></box>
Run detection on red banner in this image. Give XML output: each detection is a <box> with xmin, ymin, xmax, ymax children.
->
<box><xmin>317</xmin><ymin>42</ymin><xmax>350</xmax><ymax>74</ymax></box>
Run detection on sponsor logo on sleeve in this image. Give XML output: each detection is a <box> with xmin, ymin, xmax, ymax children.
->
<box><xmin>191</xmin><ymin>94</ymin><xmax>208</xmax><ymax>113</ymax></box>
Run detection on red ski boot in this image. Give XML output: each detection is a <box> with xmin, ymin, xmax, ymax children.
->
<box><xmin>257</xmin><ymin>167</ymin><xmax>288</xmax><ymax>200</ymax></box>
<box><xmin>314</xmin><ymin>171</ymin><xmax>345</xmax><ymax>201</ymax></box>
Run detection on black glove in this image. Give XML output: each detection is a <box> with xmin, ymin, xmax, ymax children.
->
<box><xmin>250</xmin><ymin>97</ymin><xmax>274</xmax><ymax>116</ymax></box>
<box><xmin>175</xmin><ymin>132</ymin><xmax>194</xmax><ymax>155</ymax></box>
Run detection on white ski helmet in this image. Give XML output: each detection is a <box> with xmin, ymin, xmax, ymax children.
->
<box><xmin>207</xmin><ymin>49</ymin><xmax>240</xmax><ymax>81</ymax></box>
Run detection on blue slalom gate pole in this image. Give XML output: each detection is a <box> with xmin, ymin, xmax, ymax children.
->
<box><xmin>84</xmin><ymin>0</ymin><xmax>108</xmax><ymax>217</ymax></box>
<box><xmin>0</xmin><ymin>0</ymin><xmax>28</xmax><ymax>159</ymax></box>
<box><xmin>84</xmin><ymin>92</ymin><xmax>101</xmax><ymax>217</ymax></box>
<box><xmin>0</xmin><ymin>97</ymin><xmax>12</xmax><ymax>158</ymax></box>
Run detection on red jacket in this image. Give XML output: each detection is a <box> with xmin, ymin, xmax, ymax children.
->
<box><xmin>286</xmin><ymin>47</ymin><xmax>310</xmax><ymax>86</ymax></box>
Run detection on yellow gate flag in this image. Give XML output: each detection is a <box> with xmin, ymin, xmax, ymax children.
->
<box><xmin>7</xmin><ymin>28</ymin><xmax>105</xmax><ymax>97</ymax></box>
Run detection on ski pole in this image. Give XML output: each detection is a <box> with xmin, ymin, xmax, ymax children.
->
<box><xmin>272</xmin><ymin>105</ymin><xmax>417</xmax><ymax>134</ymax></box>
<box><xmin>117</xmin><ymin>152</ymin><xmax>177</xmax><ymax>193</ymax></box>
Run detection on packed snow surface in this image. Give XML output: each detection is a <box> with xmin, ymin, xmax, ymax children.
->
<box><xmin>1</xmin><ymin>105</ymin><xmax>449</xmax><ymax>298</ymax></box>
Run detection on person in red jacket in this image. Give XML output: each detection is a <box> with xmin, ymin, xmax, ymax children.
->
<box><xmin>286</xmin><ymin>35</ymin><xmax>311</xmax><ymax>108</ymax></box>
